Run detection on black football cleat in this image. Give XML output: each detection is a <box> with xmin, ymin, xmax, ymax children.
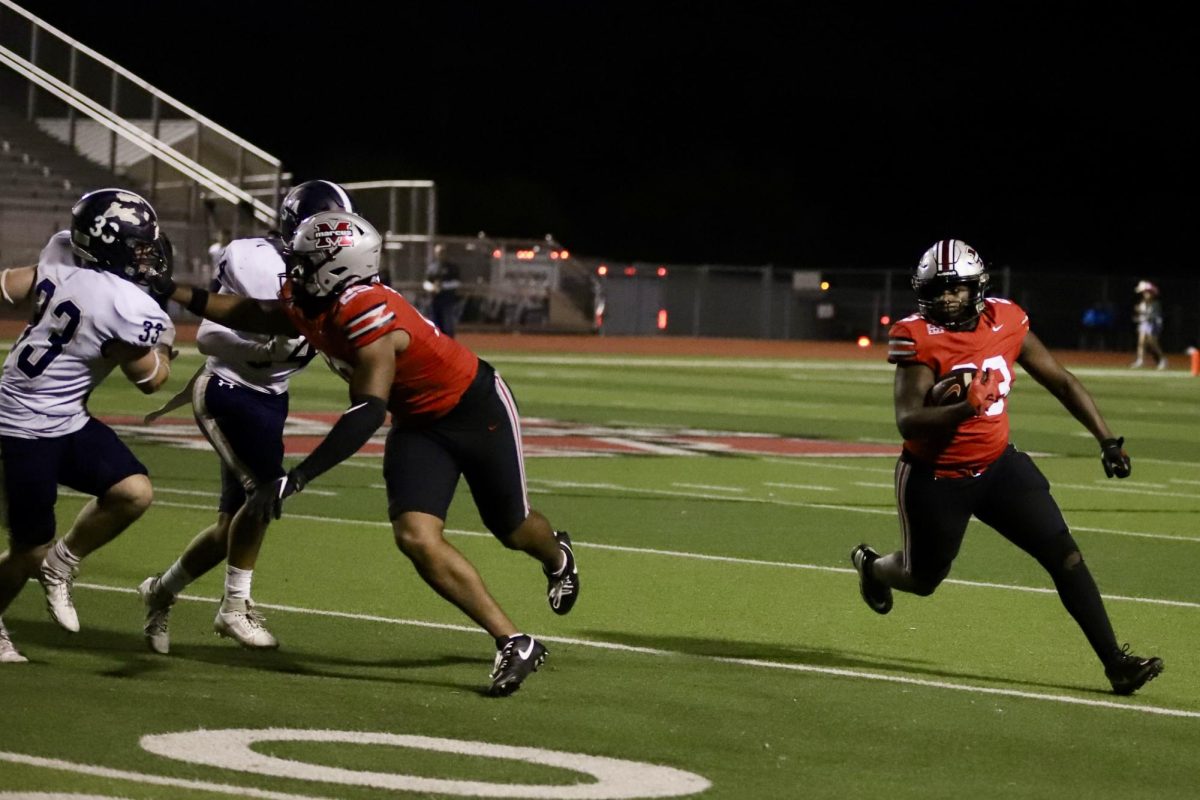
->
<box><xmin>488</xmin><ymin>634</ymin><xmax>548</xmax><ymax>697</ymax></box>
<box><xmin>1106</xmin><ymin>645</ymin><xmax>1164</xmax><ymax>696</ymax></box>
<box><xmin>851</xmin><ymin>544</ymin><xmax>893</xmax><ymax>615</ymax></box>
<box><xmin>545</xmin><ymin>530</ymin><xmax>579</xmax><ymax>615</ymax></box>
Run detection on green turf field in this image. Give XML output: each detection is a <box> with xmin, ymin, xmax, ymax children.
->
<box><xmin>2</xmin><ymin>346</ymin><xmax>1197</xmax><ymax>799</ymax></box>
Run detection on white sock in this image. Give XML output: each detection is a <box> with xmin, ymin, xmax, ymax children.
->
<box><xmin>44</xmin><ymin>539</ymin><xmax>81</xmax><ymax>577</ymax></box>
<box><xmin>224</xmin><ymin>565</ymin><xmax>253</xmax><ymax>601</ymax></box>
<box><xmin>159</xmin><ymin>560</ymin><xmax>194</xmax><ymax>597</ymax></box>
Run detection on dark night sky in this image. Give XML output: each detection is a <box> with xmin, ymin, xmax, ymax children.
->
<box><xmin>13</xmin><ymin>2</ymin><xmax>1195</xmax><ymax>273</ymax></box>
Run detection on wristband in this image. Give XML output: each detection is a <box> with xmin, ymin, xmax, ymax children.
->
<box><xmin>186</xmin><ymin>288</ymin><xmax>209</xmax><ymax>316</ymax></box>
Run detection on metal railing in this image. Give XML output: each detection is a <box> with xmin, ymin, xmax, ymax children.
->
<box><xmin>596</xmin><ymin>262</ymin><xmax>1200</xmax><ymax>352</ymax></box>
<box><xmin>339</xmin><ymin>180</ymin><xmax>437</xmax><ymax>286</ymax></box>
<box><xmin>0</xmin><ymin>0</ymin><xmax>283</xmax><ymax>272</ymax></box>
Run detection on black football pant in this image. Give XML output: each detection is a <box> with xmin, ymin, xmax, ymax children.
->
<box><xmin>893</xmin><ymin>446</ymin><xmax>1121</xmax><ymax>664</ymax></box>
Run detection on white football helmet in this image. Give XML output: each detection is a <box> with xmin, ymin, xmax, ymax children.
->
<box><xmin>286</xmin><ymin>211</ymin><xmax>383</xmax><ymax>301</ymax></box>
<box><xmin>913</xmin><ymin>239</ymin><xmax>989</xmax><ymax>330</ymax></box>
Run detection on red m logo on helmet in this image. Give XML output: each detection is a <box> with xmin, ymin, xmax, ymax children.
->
<box><xmin>314</xmin><ymin>220</ymin><xmax>355</xmax><ymax>249</ymax></box>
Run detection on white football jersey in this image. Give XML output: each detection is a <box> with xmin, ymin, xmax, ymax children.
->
<box><xmin>0</xmin><ymin>231</ymin><xmax>175</xmax><ymax>438</ymax></box>
<box><xmin>200</xmin><ymin>237</ymin><xmax>313</xmax><ymax>395</ymax></box>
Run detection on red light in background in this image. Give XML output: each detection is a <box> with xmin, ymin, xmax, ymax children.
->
<box><xmin>656</xmin><ymin>266</ymin><xmax>667</xmax><ymax>277</ymax></box>
<box><xmin>560</xmin><ymin>250</ymin><xmax>569</xmax><ymax>258</ymax></box>
<box><xmin>856</xmin><ymin>335</ymin><xmax>871</xmax><ymax>348</ymax></box>
<box><xmin>516</xmin><ymin>249</ymin><xmax>536</xmax><ymax>260</ymax></box>
<box><xmin>492</xmin><ymin>249</ymin><xmax>501</xmax><ymax>258</ymax></box>
<box><xmin>623</xmin><ymin>266</ymin><xmax>637</xmax><ymax>276</ymax></box>
<box><xmin>550</xmin><ymin>251</ymin><xmax>559</xmax><ymax>260</ymax></box>
<box><xmin>657</xmin><ymin>309</ymin><xmax>668</xmax><ymax>330</ymax></box>
<box><xmin>879</xmin><ymin>315</ymin><xmax>891</xmax><ymax>325</ymax></box>
<box><xmin>597</xmin><ymin>265</ymin><xmax>608</xmax><ymax>276</ymax></box>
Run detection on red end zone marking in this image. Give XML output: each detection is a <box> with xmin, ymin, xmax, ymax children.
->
<box><xmin>105</xmin><ymin>414</ymin><xmax>898</xmax><ymax>459</ymax></box>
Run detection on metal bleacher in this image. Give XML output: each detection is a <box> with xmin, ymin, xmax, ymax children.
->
<box><xmin>0</xmin><ymin>0</ymin><xmax>596</xmax><ymax>333</ymax></box>
<box><xmin>0</xmin><ymin>0</ymin><xmax>281</xmax><ymax>277</ymax></box>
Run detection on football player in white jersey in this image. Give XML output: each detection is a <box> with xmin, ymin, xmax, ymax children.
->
<box><xmin>137</xmin><ymin>180</ymin><xmax>352</xmax><ymax>654</ymax></box>
<box><xmin>0</xmin><ymin>188</ymin><xmax>175</xmax><ymax>663</ymax></box>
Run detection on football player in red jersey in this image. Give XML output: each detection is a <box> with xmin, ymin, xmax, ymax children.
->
<box><xmin>155</xmin><ymin>210</ymin><xmax>576</xmax><ymax>696</ymax></box>
<box><xmin>851</xmin><ymin>239</ymin><xmax>1162</xmax><ymax>695</ymax></box>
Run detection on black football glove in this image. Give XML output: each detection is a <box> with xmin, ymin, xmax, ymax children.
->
<box><xmin>246</xmin><ymin>471</ymin><xmax>305</xmax><ymax>521</ymax></box>
<box><xmin>1100</xmin><ymin>437</ymin><xmax>1131</xmax><ymax>479</ymax></box>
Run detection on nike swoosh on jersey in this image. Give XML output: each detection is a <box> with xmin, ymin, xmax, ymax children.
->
<box><xmin>992</xmin><ymin>324</ymin><xmax>1004</xmax><ymax>331</ymax></box>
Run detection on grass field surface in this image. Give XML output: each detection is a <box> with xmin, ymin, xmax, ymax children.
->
<box><xmin>1</xmin><ymin>340</ymin><xmax>1197</xmax><ymax>799</ymax></box>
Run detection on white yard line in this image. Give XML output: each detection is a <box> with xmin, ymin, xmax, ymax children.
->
<box><xmin>139</xmin><ymin>499</ymin><xmax>1200</xmax><ymax>609</ymax></box>
<box><xmin>763</xmin><ymin>458</ymin><xmax>896</xmax><ymax>473</ymax></box>
<box><xmin>0</xmin><ymin>751</ymin><xmax>335</xmax><ymax>800</ymax></box>
<box><xmin>763</xmin><ymin>482</ymin><xmax>837</xmax><ymax>492</ymax></box>
<box><xmin>1057</xmin><ymin>483</ymin><xmax>1200</xmax><ymax>501</ymax></box>
<box><xmin>70</xmin><ymin>581</ymin><xmax>1200</xmax><ymax>720</ymax></box>
<box><xmin>671</xmin><ymin>483</ymin><xmax>746</xmax><ymax>493</ymax></box>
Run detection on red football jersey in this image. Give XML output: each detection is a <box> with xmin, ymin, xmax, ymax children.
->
<box><xmin>887</xmin><ymin>298</ymin><xmax>1031</xmax><ymax>471</ymax></box>
<box><xmin>280</xmin><ymin>281</ymin><xmax>478</xmax><ymax>424</ymax></box>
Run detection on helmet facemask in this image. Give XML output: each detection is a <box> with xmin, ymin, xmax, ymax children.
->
<box><xmin>914</xmin><ymin>274</ymin><xmax>989</xmax><ymax>330</ymax></box>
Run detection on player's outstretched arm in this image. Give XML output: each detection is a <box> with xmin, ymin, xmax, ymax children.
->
<box><xmin>1018</xmin><ymin>331</ymin><xmax>1116</xmax><ymax>441</ymax></box>
<box><xmin>1018</xmin><ymin>330</ymin><xmax>1130</xmax><ymax>477</ymax></box>
<box><xmin>247</xmin><ymin>332</ymin><xmax>397</xmax><ymax>521</ymax></box>
<box><xmin>181</xmin><ymin>286</ymin><xmax>296</xmax><ymax>335</ymax></box>
<box><xmin>162</xmin><ymin>279</ymin><xmax>297</xmax><ymax>336</ymax></box>
<box><xmin>0</xmin><ymin>266</ymin><xmax>36</xmax><ymax>307</ymax></box>
<box><xmin>109</xmin><ymin>341</ymin><xmax>175</xmax><ymax>394</ymax></box>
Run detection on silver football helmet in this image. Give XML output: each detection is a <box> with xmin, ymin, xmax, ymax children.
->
<box><xmin>285</xmin><ymin>211</ymin><xmax>383</xmax><ymax>301</ymax></box>
<box><xmin>913</xmin><ymin>239</ymin><xmax>989</xmax><ymax>330</ymax></box>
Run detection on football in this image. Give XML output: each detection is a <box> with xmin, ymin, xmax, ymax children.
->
<box><xmin>926</xmin><ymin>370</ymin><xmax>975</xmax><ymax>406</ymax></box>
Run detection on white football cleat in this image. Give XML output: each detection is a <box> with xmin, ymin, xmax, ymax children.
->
<box><xmin>213</xmin><ymin>598</ymin><xmax>278</xmax><ymax>649</ymax></box>
<box><xmin>38</xmin><ymin>563</ymin><xmax>79</xmax><ymax>633</ymax></box>
<box><xmin>0</xmin><ymin>619</ymin><xmax>28</xmax><ymax>663</ymax></box>
<box><xmin>137</xmin><ymin>575</ymin><xmax>175</xmax><ymax>655</ymax></box>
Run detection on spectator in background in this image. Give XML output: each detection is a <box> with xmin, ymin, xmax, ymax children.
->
<box><xmin>1131</xmin><ymin>280</ymin><xmax>1166</xmax><ymax>369</ymax></box>
<box><xmin>423</xmin><ymin>244</ymin><xmax>463</xmax><ymax>337</ymax></box>
<box><xmin>1080</xmin><ymin>301</ymin><xmax>1115</xmax><ymax>351</ymax></box>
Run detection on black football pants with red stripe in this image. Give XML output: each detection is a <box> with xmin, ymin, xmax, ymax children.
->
<box><xmin>891</xmin><ymin>445</ymin><xmax>1122</xmax><ymax>665</ymax></box>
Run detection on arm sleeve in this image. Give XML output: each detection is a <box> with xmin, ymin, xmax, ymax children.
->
<box><xmin>291</xmin><ymin>395</ymin><xmax>388</xmax><ymax>487</ymax></box>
